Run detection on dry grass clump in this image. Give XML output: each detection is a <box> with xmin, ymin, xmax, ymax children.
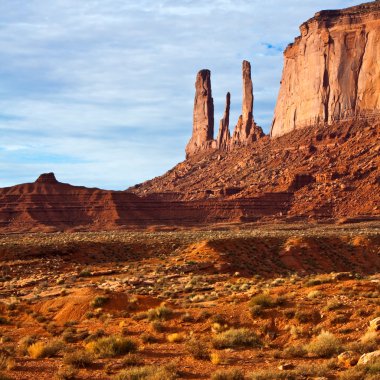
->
<box><xmin>63</xmin><ymin>349</ymin><xmax>94</xmax><ymax>368</ymax></box>
<box><xmin>27</xmin><ymin>339</ymin><xmax>64</xmax><ymax>359</ymax></box>
<box><xmin>249</xmin><ymin>293</ymin><xmax>276</xmax><ymax>308</ymax></box>
<box><xmin>212</xmin><ymin>328</ymin><xmax>261</xmax><ymax>349</ymax></box>
<box><xmin>250</xmin><ymin>361</ymin><xmax>336</xmax><ymax>379</ymax></box>
<box><xmin>141</xmin><ymin>333</ymin><xmax>159</xmax><ymax>344</ymax></box>
<box><xmin>185</xmin><ymin>337</ymin><xmax>210</xmax><ymax>360</ymax></box>
<box><xmin>348</xmin><ymin>331</ymin><xmax>380</xmax><ymax>354</ymax></box>
<box><xmin>166</xmin><ymin>333</ymin><xmax>185</xmax><ymax>343</ymax></box>
<box><xmin>147</xmin><ymin>304</ymin><xmax>173</xmax><ymax>321</ymax></box>
<box><xmin>86</xmin><ymin>335</ymin><xmax>137</xmax><ymax>358</ymax></box>
<box><xmin>0</xmin><ymin>353</ymin><xmax>15</xmax><ymax>371</ymax></box>
<box><xmin>211</xmin><ymin>369</ymin><xmax>245</xmax><ymax>380</ymax></box>
<box><xmin>305</xmin><ymin>330</ymin><xmax>342</xmax><ymax>358</ymax></box>
<box><xmin>122</xmin><ymin>353</ymin><xmax>143</xmax><ymax>367</ymax></box>
<box><xmin>56</xmin><ymin>365</ymin><xmax>78</xmax><ymax>380</ymax></box>
<box><xmin>281</xmin><ymin>345</ymin><xmax>307</xmax><ymax>358</ymax></box>
<box><xmin>17</xmin><ymin>335</ymin><xmax>37</xmax><ymax>356</ymax></box>
<box><xmin>113</xmin><ymin>363</ymin><xmax>178</xmax><ymax>380</ymax></box>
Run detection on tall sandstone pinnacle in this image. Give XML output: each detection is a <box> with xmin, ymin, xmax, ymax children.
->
<box><xmin>271</xmin><ymin>1</ymin><xmax>380</xmax><ymax>137</ymax></box>
<box><xmin>231</xmin><ymin>60</ymin><xmax>264</xmax><ymax>147</ymax></box>
<box><xmin>185</xmin><ymin>69</ymin><xmax>215</xmax><ymax>158</ymax></box>
<box><xmin>216</xmin><ymin>92</ymin><xmax>231</xmax><ymax>150</ymax></box>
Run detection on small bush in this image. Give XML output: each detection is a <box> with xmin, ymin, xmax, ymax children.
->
<box><xmin>151</xmin><ymin>321</ymin><xmax>165</xmax><ymax>332</ymax></box>
<box><xmin>0</xmin><ymin>353</ymin><xmax>15</xmax><ymax>371</ymax></box>
<box><xmin>113</xmin><ymin>363</ymin><xmax>178</xmax><ymax>380</ymax></box>
<box><xmin>249</xmin><ymin>294</ymin><xmax>275</xmax><ymax>308</ymax></box>
<box><xmin>122</xmin><ymin>354</ymin><xmax>143</xmax><ymax>367</ymax></box>
<box><xmin>338</xmin><ymin>367</ymin><xmax>366</xmax><ymax>380</ymax></box>
<box><xmin>17</xmin><ymin>335</ymin><xmax>37</xmax><ymax>355</ymax></box>
<box><xmin>56</xmin><ymin>365</ymin><xmax>78</xmax><ymax>380</ymax></box>
<box><xmin>211</xmin><ymin>369</ymin><xmax>245</xmax><ymax>380</ymax></box>
<box><xmin>282</xmin><ymin>345</ymin><xmax>307</xmax><ymax>358</ymax></box>
<box><xmin>306</xmin><ymin>331</ymin><xmax>342</xmax><ymax>358</ymax></box>
<box><xmin>63</xmin><ymin>350</ymin><xmax>93</xmax><ymax>368</ymax></box>
<box><xmin>166</xmin><ymin>333</ymin><xmax>185</xmax><ymax>343</ymax></box>
<box><xmin>141</xmin><ymin>333</ymin><xmax>158</xmax><ymax>344</ymax></box>
<box><xmin>27</xmin><ymin>340</ymin><xmax>64</xmax><ymax>359</ymax></box>
<box><xmin>88</xmin><ymin>335</ymin><xmax>137</xmax><ymax>358</ymax></box>
<box><xmin>324</xmin><ymin>301</ymin><xmax>344</xmax><ymax>311</ymax></box>
<box><xmin>212</xmin><ymin>328</ymin><xmax>261</xmax><ymax>349</ymax></box>
<box><xmin>91</xmin><ymin>296</ymin><xmax>109</xmax><ymax>308</ymax></box>
<box><xmin>185</xmin><ymin>338</ymin><xmax>210</xmax><ymax>360</ymax></box>
<box><xmin>0</xmin><ymin>317</ymin><xmax>8</xmax><ymax>325</ymax></box>
<box><xmin>249</xmin><ymin>305</ymin><xmax>263</xmax><ymax>318</ymax></box>
<box><xmin>147</xmin><ymin>305</ymin><xmax>173</xmax><ymax>321</ymax></box>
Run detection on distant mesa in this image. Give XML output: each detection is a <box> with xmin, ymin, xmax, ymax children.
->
<box><xmin>185</xmin><ymin>60</ymin><xmax>265</xmax><ymax>158</ymax></box>
<box><xmin>35</xmin><ymin>172</ymin><xmax>59</xmax><ymax>184</ymax></box>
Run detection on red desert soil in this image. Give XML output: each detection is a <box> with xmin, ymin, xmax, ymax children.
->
<box><xmin>0</xmin><ymin>226</ymin><xmax>379</xmax><ymax>379</ymax></box>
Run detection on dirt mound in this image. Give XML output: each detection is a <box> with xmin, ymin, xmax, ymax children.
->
<box><xmin>33</xmin><ymin>288</ymin><xmax>163</xmax><ymax>325</ymax></box>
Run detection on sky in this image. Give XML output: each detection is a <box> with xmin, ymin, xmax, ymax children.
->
<box><xmin>0</xmin><ymin>0</ymin><xmax>361</xmax><ymax>189</ymax></box>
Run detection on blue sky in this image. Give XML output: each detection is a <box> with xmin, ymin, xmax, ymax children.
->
<box><xmin>0</xmin><ymin>0</ymin><xmax>360</xmax><ymax>189</ymax></box>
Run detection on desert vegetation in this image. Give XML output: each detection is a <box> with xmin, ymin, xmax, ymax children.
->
<box><xmin>0</xmin><ymin>225</ymin><xmax>378</xmax><ymax>378</ymax></box>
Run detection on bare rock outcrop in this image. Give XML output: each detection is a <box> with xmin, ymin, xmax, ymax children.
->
<box><xmin>36</xmin><ymin>172</ymin><xmax>59</xmax><ymax>184</ymax></box>
<box><xmin>185</xmin><ymin>69</ymin><xmax>215</xmax><ymax>158</ymax></box>
<box><xmin>216</xmin><ymin>92</ymin><xmax>231</xmax><ymax>150</ymax></box>
<box><xmin>231</xmin><ymin>60</ymin><xmax>264</xmax><ymax>147</ymax></box>
<box><xmin>271</xmin><ymin>1</ymin><xmax>380</xmax><ymax>137</ymax></box>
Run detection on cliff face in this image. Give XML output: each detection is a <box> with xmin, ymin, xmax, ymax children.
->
<box><xmin>271</xmin><ymin>1</ymin><xmax>380</xmax><ymax>137</ymax></box>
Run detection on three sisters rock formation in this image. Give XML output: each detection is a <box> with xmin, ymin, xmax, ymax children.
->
<box><xmin>185</xmin><ymin>60</ymin><xmax>264</xmax><ymax>158</ymax></box>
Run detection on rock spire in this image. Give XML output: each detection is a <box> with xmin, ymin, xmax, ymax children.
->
<box><xmin>185</xmin><ymin>69</ymin><xmax>215</xmax><ymax>158</ymax></box>
<box><xmin>231</xmin><ymin>60</ymin><xmax>264</xmax><ymax>147</ymax></box>
<box><xmin>216</xmin><ymin>92</ymin><xmax>231</xmax><ymax>150</ymax></box>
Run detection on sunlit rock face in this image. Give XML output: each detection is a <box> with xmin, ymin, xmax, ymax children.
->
<box><xmin>185</xmin><ymin>69</ymin><xmax>215</xmax><ymax>158</ymax></box>
<box><xmin>271</xmin><ymin>1</ymin><xmax>380</xmax><ymax>137</ymax></box>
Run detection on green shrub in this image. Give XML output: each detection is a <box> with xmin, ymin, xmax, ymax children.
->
<box><xmin>90</xmin><ymin>296</ymin><xmax>109</xmax><ymax>308</ymax></box>
<box><xmin>306</xmin><ymin>331</ymin><xmax>342</xmax><ymax>358</ymax></box>
<box><xmin>282</xmin><ymin>345</ymin><xmax>307</xmax><ymax>358</ymax></box>
<box><xmin>89</xmin><ymin>336</ymin><xmax>137</xmax><ymax>358</ymax></box>
<box><xmin>185</xmin><ymin>338</ymin><xmax>210</xmax><ymax>360</ymax></box>
<box><xmin>249</xmin><ymin>294</ymin><xmax>275</xmax><ymax>308</ymax></box>
<box><xmin>147</xmin><ymin>305</ymin><xmax>173</xmax><ymax>321</ymax></box>
<box><xmin>56</xmin><ymin>365</ymin><xmax>78</xmax><ymax>380</ymax></box>
<box><xmin>212</xmin><ymin>328</ymin><xmax>261</xmax><ymax>349</ymax></box>
<box><xmin>63</xmin><ymin>350</ymin><xmax>93</xmax><ymax>368</ymax></box>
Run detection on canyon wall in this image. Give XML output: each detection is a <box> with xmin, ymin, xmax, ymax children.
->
<box><xmin>271</xmin><ymin>1</ymin><xmax>380</xmax><ymax>137</ymax></box>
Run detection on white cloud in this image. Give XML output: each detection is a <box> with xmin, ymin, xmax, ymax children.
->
<box><xmin>0</xmin><ymin>0</ymin><xmax>360</xmax><ymax>188</ymax></box>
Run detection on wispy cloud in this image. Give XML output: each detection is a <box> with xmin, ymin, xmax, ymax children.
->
<box><xmin>0</xmin><ymin>0</ymin><xmax>360</xmax><ymax>189</ymax></box>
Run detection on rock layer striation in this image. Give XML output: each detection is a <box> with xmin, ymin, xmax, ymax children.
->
<box><xmin>271</xmin><ymin>1</ymin><xmax>380</xmax><ymax>137</ymax></box>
